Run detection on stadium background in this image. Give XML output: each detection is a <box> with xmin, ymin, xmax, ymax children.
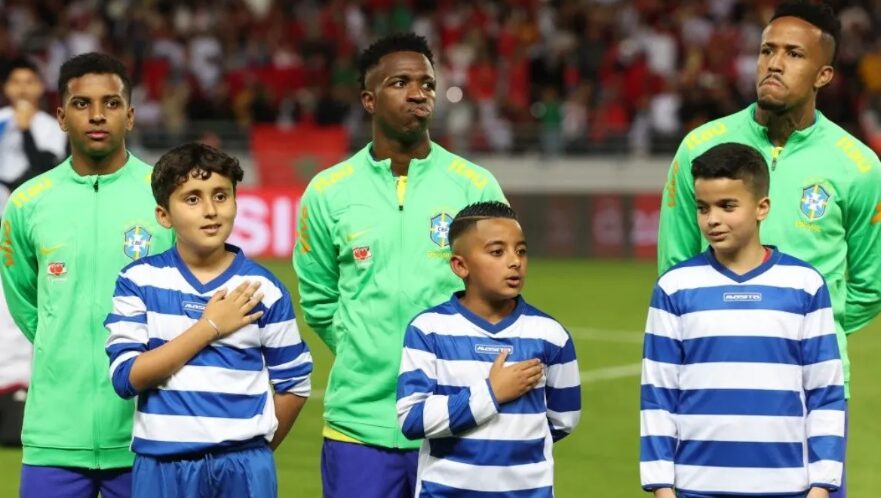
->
<box><xmin>1</xmin><ymin>0</ymin><xmax>880</xmax><ymax>496</ymax></box>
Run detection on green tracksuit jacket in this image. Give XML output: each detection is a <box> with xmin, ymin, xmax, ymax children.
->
<box><xmin>294</xmin><ymin>142</ymin><xmax>506</xmax><ymax>449</ymax></box>
<box><xmin>0</xmin><ymin>155</ymin><xmax>173</xmax><ymax>468</ymax></box>
<box><xmin>658</xmin><ymin>104</ymin><xmax>881</xmax><ymax>396</ymax></box>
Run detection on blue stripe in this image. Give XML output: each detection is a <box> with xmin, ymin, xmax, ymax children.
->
<box><xmin>401</xmin><ymin>400</ymin><xmax>426</xmax><ymax>440</ymax></box>
<box><xmin>640</xmin><ymin>435</ymin><xmax>675</xmax><ymax>462</ymax></box>
<box><xmin>402</xmin><ymin>325</ymin><xmax>434</xmax><ymax>354</ymax></box>
<box><xmin>131</xmin><ymin>286</ymin><xmax>272</xmax><ymax>322</ymax></box>
<box><xmin>643</xmin><ymin>334</ymin><xmax>682</xmax><ymax>364</ymax></box>
<box><xmin>808</xmin><ymin>435</ymin><xmax>845</xmax><ymax>463</ymax></box>
<box><xmin>550</xmin><ymin>427</ymin><xmax>569</xmax><ymax>442</ymax></box>
<box><xmin>398</xmin><ymin>369</ymin><xmax>435</xmax><ymax>400</ymax></box>
<box><xmin>676</xmin><ymin>440</ymin><xmax>803</xmax><ymax>468</ymax></box>
<box><xmin>104</xmin><ymin>313</ymin><xmax>147</xmax><ymax>326</ymax></box>
<box><xmin>437</xmin><ymin>385</ymin><xmax>546</xmax><ymax>414</ymax></box>
<box><xmin>147</xmin><ymin>338</ymin><xmax>264</xmax><ymax>371</ymax></box>
<box><xmin>650</xmin><ymin>286</ymin><xmax>678</xmax><ymax>315</ymax></box>
<box><xmin>106</xmin><ymin>342</ymin><xmax>145</xmax><ymax>362</ymax></box>
<box><xmin>801</xmin><ymin>334</ymin><xmax>841</xmax><ymax>364</ymax></box>
<box><xmin>268</xmin><ymin>361</ymin><xmax>313</xmax><ymax>381</ymax></box>
<box><xmin>263</xmin><ymin>342</ymin><xmax>307</xmax><ymax>367</ymax></box>
<box><xmin>419</xmin><ymin>481</ymin><xmax>553</xmax><ymax>497</ymax></box>
<box><xmin>681</xmin><ymin>336</ymin><xmax>800</xmax><ymax>365</ymax></box>
<box><xmin>678</xmin><ymin>389</ymin><xmax>804</xmax><ymax>416</ymax></box>
<box><xmin>545</xmin><ymin>385</ymin><xmax>581</xmax><ymax>412</ymax></box>
<box><xmin>447</xmin><ymin>388</ymin><xmax>477</xmax><ymax>434</ymax></box>
<box><xmin>137</xmin><ymin>390</ymin><xmax>267</xmax><ymax>419</ymax></box>
<box><xmin>805</xmin><ymin>386</ymin><xmax>846</xmax><ymax>411</ymax></box>
<box><xmin>110</xmin><ymin>356</ymin><xmax>138</xmax><ymax>399</ymax></box>
<box><xmin>640</xmin><ymin>385</ymin><xmax>679</xmax><ymax>412</ymax></box>
<box><xmin>670</xmin><ymin>285</ymin><xmax>814</xmax><ymax>315</ymax></box>
<box><xmin>273</xmin><ymin>377</ymin><xmax>308</xmax><ymax>393</ymax></box>
<box><xmin>130</xmin><ymin>436</ymin><xmax>267</xmax><ymax>457</ymax></box>
<box><xmin>428</xmin><ymin>437</ymin><xmax>546</xmax><ymax>466</ymax></box>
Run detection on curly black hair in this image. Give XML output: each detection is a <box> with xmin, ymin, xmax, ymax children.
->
<box><xmin>358</xmin><ymin>32</ymin><xmax>434</xmax><ymax>89</ymax></box>
<box><xmin>770</xmin><ymin>0</ymin><xmax>841</xmax><ymax>65</ymax></box>
<box><xmin>57</xmin><ymin>52</ymin><xmax>132</xmax><ymax>102</ymax></box>
<box><xmin>152</xmin><ymin>143</ymin><xmax>244</xmax><ymax>209</ymax></box>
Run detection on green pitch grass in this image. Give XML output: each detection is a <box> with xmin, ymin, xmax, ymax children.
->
<box><xmin>1</xmin><ymin>260</ymin><xmax>879</xmax><ymax>496</ymax></box>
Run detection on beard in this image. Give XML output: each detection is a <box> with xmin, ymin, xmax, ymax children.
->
<box><xmin>756</xmin><ymin>95</ymin><xmax>789</xmax><ymax>113</ymax></box>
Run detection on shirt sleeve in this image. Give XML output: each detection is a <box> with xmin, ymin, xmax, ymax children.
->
<box><xmin>0</xmin><ymin>202</ymin><xmax>39</xmax><ymax>342</ymax></box>
<box><xmin>260</xmin><ymin>285</ymin><xmax>313</xmax><ymax>397</ymax></box>
<box><xmin>545</xmin><ymin>329</ymin><xmax>581</xmax><ymax>442</ymax></box>
<box><xmin>640</xmin><ymin>283</ymin><xmax>683</xmax><ymax>491</ymax></box>
<box><xmin>104</xmin><ymin>271</ymin><xmax>149</xmax><ymax>399</ymax></box>
<box><xmin>293</xmin><ymin>184</ymin><xmax>341</xmax><ymax>353</ymax></box>
<box><xmin>842</xmin><ymin>160</ymin><xmax>881</xmax><ymax>334</ymax></box>
<box><xmin>479</xmin><ymin>172</ymin><xmax>508</xmax><ymax>203</ymax></box>
<box><xmin>657</xmin><ymin>143</ymin><xmax>703</xmax><ymax>275</ymax></box>
<box><xmin>396</xmin><ymin>323</ymin><xmax>499</xmax><ymax>440</ymax></box>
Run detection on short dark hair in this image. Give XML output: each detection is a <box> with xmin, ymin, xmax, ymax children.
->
<box><xmin>771</xmin><ymin>0</ymin><xmax>841</xmax><ymax>65</ymax></box>
<box><xmin>449</xmin><ymin>201</ymin><xmax>518</xmax><ymax>248</ymax></box>
<box><xmin>152</xmin><ymin>143</ymin><xmax>245</xmax><ymax>209</ymax></box>
<box><xmin>2</xmin><ymin>57</ymin><xmax>40</xmax><ymax>83</ymax></box>
<box><xmin>57</xmin><ymin>52</ymin><xmax>132</xmax><ymax>102</ymax></box>
<box><xmin>692</xmin><ymin>143</ymin><xmax>770</xmax><ymax>198</ymax></box>
<box><xmin>358</xmin><ymin>32</ymin><xmax>434</xmax><ymax>89</ymax></box>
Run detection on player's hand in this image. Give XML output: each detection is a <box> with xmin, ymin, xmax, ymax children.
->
<box><xmin>13</xmin><ymin>100</ymin><xmax>36</xmax><ymax>130</ymax></box>
<box><xmin>202</xmin><ymin>280</ymin><xmax>264</xmax><ymax>338</ymax></box>
<box><xmin>652</xmin><ymin>488</ymin><xmax>676</xmax><ymax>498</ymax></box>
<box><xmin>488</xmin><ymin>349</ymin><xmax>543</xmax><ymax>404</ymax></box>
<box><xmin>806</xmin><ymin>488</ymin><xmax>830</xmax><ymax>498</ymax></box>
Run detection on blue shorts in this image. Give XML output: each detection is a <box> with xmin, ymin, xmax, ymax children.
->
<box><xmin>132</xmin><ymin>443</ymin><xmax>276</xmax><ymax>498</ymax></box>
<box><xmin>20</xmin><ymin>465</ymin><xmax>132</xmax><ymax>498</ymax></box>
<box><xmin>321</xmin><ymin>438</ymin><xmax>418</xmax><ymax>498</ymax></box>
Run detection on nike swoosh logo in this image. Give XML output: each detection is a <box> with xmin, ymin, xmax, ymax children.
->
<box><xmin>347</xmin><ymin>230</ymin><xmax>369</xmax><ymax>242</ymax></box>
<box><xmin>39</xmin><ymin>244</ymin><xmax>64</xmax><ymax>256</ymax></box>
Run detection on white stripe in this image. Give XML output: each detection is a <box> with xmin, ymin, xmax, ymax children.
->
<box><xmin>418</xmin><ymin>455</ymin><xmax>553</xmax><ymax>492</ymax></box>
<box><xmin>261</xmin><ymin>320</ymin><xmax>304</xmax><ymax>348</ymax></box>
<box><xmin>111</xmin><ymin>295</ymin><xmax>146</xmax><ymax>317</ymax></box>
<box><xmin>436</xmin><ymin>359</ymin><xmax>492</xmax><ymax>387</ymax></box>
<box><xmin>807</xmin><ymin>409</ymin><xmax>846</xmax><ymax>438</ymax></box>
<box><xmin>808</xmin><ymin>461</ymin><xmax>844</xmax><ymax>488</ymax></box>
<box><xmin>146</xmin><ymin>312</ymin><xmax>261</xmax><ymax>349</ymax></box>
<box><xmin>641</xmin><ymin>359</ymin><xmax>679</xmax><ymax>389</ymax></box>
<box><xmin>803</xmin><ymin>360</ymin><xmax>843</xmax><ymax>390</ymax></box>
<box><xmin>749</xmin><ymin>265</ymin><xmax>823</xmax><ymax>294</ymax></box>
<box><xmin>640</xmin><ymin>460</ymin><xmax>674</xmax><ymax>488</ymax></box>
<box><xmin>640</xmin><ymin>409</ymin><xmax>676</xmax><ymax>438</ymax></box>
<box><xmin>679</xmin><ymin>309</ymin><xmax>804</xmax><ymax>340</ymax></box>
<box><xmin>268</xmin><ymin>352</ymin><xmax>313</xmax><ymax>374</ymax></box>
<box><xmin>675</xmin><ymin>464</ymin><xmax>808</xmax><ymax>493</ymax></box>
<box><xmin>400</xmin><ymin>348</ymin><xmax>437</xmax><ymax>378</ymax></box>
<box><xmin>546</xmin><ymin>360</ymin><xmax>579</xmax><ymax>389</ymax></box>
<box><xmin>467</xmin><ymin>379</ymin><xmax>498</xmax><ymax>425</ymax></box>
<box><xmin>106</xmin><ymin>322</ymin><xmax>147</xmax><ymax>347</ymax></box>
<box><xmin>547</xmin><ymin>409</ymin><xmax>579</xmax><ymax>431</ymax></box>
<box><xmin>122</xmin><ymin>265</ymin><xmax>284</xmax><ymax>306</ymax></box>
<box><xmin>459</xmin><ymin>413</ymin><xmax>547</xmax><ymax>441</ymax></box>
<box><xmin>133</xmin><ymin>411</ymin><xmax>275</xmax><ymax>444</ymax></box>
<box><xmin>802</xmin><ymin>309</ymin><xmax>836</xmax><ymax>340</ymax></box>
<box><xmin>280</xmin><ymin>377</ymin><xmax>311</xmax><ymax>397</ymax></box>
<box><xmin>421</xmin><ymin>395</ymin><xmax>452</xmax><ymax>437</ymax></box>
<box><xmin>680</xmin><ymin>362</ymin><xmax>801</xmax><ymax>391</ymax></box>
<box><xmin>162</xmin><ymin>365</ymin><xmax>269</xmax><ymax>395</ymax></box>
<box><xmin>644</xmin><ymin>308</ymin><xmax>680</xmax><ymax>340</ymax></box>
<box><xmin>109</xmin><ymin>351</ymin><xmax>140</xmax><ymax>379</ymax></box>
<box><xmin>659</xmin><ymin>266</ymin><xmax>732</xmax><ymax>293</ymax></box>
<box><xmin>677</xmin><ymin>414</ymin><xmax>804</xmax><ymax>442</ymax></box>
<box><xmin>413</xmin><ymin>313</ymin><xmax>569</xmax><ymax>347</ymax></box>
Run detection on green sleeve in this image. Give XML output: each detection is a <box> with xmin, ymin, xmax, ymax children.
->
<box><xmin>842</xmin><ymin>162</ymin><xmax>881</xmax><ymax>334</ymax></box>
<box><xmin>480</xmin><ymin>174</ymin><xmax>507</xmax><ymax>203</ymax></box>
<box><xmin>657</xmin><ymin>143</ymin><xmax>702</xmax><ymax>275</ymax></box>
<box><xmin>293</xmin><ymin>185</ymin><xmax>340</xmax><ymax>353</ymax></box>
<box><xmin>0</xmin><ymin>203</ymin><xmax>38</xmax><ymax>342</ymax></box>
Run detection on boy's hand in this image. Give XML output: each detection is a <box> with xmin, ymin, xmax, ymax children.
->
<box><xmin>489</xmin><ymin>349</ymin><xmax>543</xmax><ymax>404</ymax></box>
<box><xmin>202</xmin><ymin>281</ymin><xmax>264</xmax><ymax>337</ymax></box>
<box><xmin>652</xmin><ymin>488</ymin><xmax>676</xmax><ymax>498</ymax></box>
<box><xmin>806</xmin><ymin>488</ymin><xmax>830</xmax><ymax>498</ymax></box>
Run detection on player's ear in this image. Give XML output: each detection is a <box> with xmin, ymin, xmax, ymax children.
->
<box><xmin>56</xmin><ymin>106</ymin><xmax>66</xmax><ymax>132</ymax></box>
<box><xmin>361</xmin><ymin>89</ymin><xmax>375</xmax><ymax>115</ymax></box>
<box><xmin>155</xmin><ymin>205</ymin><xmax>172</xmax><ymax>229</ymax></box>
<box><xmin>450</xmin><ymin>253</ymin><xmax>469</xmax><ymax>279</ymax></box>
<box><xmin>756</xmin><ymin>196</ymin><xmax>770</xmax><ymax>222</ymax></box>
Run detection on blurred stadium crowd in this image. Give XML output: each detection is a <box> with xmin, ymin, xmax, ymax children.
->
<box><xmin>2</xmin><ymin>0</ymin><xmax>881</xmax><ymax>155</ymax></box>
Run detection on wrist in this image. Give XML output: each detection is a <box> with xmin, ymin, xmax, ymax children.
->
<box><xmin>202</xmin><ymin>317</ymin><xmax>222</xmax><ymax>339</ymax></box>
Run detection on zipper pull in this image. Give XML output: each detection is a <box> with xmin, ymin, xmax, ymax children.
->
<box><xmin>770</xmin><ymin>146</ymin><xmax>783</xmax><ymax>171</ymax></box>
<box><xmin>93</xmin><ymin>178</ymin><xmax>99</xmax><ymax>192</ymax></box>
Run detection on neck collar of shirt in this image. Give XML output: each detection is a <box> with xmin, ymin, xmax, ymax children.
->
<box><xmin>703</xmin><ymin>245</ymin><xmax>780</xmax><ymax>283</ymax></box>
<box><xmin>364</xmin><ymin>141</ymin><xmax>435</xmax><ymax>174</ymax></box>
<box><xmin>451</xmin><ymin>291</ymin><xmax>526</xmax><ymax>334</ymax></box>
<box><xmin>63</xmin><ymin>151</ymin><xmax>134</xmax><ymax>186</ymax></box>
<box><xmin>172</xmin><ymin>243</ymin><xmax>246</xmax><ymax>293</ymax></box>
<box><xmin>747</xmin><ymin>102</ymin><xmax>823</xmax><ymax>146</ymax></box>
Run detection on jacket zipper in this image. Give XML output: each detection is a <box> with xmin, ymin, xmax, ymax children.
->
<box><xmin>770</xmin><ymin>146</ymin><xmax>783</xmax><ymax>171</ymax></box>
<box><xmin>92</xmin><ymin>176</ymin><xmax>101</xmax><ymax>467</ymax></box>
<box><xmin>394</xmin><ymin>174</ymin><xmax>406</xmax><ymax>448</ymax></box>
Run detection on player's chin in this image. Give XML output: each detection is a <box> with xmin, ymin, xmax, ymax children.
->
<box><xmin>756</xmin><ymin>94</ymin><xmax>788</xmax><ymax>112</ymax></box>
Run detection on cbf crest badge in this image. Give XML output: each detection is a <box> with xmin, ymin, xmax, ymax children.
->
<box><xmin>124</xmin><ymin>225</ymin><xmax>152</xmax><ymax>260</ymax></box>
<box><xmin>430</xmin><ymin>213</ymin><xmax>453</xmax><ymax>248</ymax></box>
<box><xmin>800</xmin><ymin>184</ymin><xmax>831</xmax><ymax>221</ymax></box>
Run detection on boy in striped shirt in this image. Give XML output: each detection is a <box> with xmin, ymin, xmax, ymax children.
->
<box><xmin>641</xmin><ymin>143</ymin><xmax>845</xmax><ymax>498</ymax></box>
<box><xmin>104</xmin><ymin>143</ymin><xmax>312</xmax><ymax>498</ymax></box>
<box><xmin>396</xmin><ymin>201</ymin><xmax>581</xmax><ymax>497</ymax></box>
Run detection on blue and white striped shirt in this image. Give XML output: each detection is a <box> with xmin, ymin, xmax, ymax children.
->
<box><xmin>640</xmin><ymin>249</ymin><xmax>845</xmax><ymax>495</ymax></box>
<box><xmin>397</xmin><ymin>294</ymin><xmax>581</xmax><ymax>497</ymax></box>
<box><xmin>104</xmin><ymin>245</ymin><xmax>312</xmax><ymax>457</ymax></box>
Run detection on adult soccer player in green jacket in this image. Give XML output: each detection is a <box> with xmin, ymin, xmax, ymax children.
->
<box><xmin>0</xmin><ymin>53</ymin><xmax>173</xmax><ymax>498</ymax></box>
<box><xmin>657</xmin><ymin>3</ymin><xmax>881</xmax><ymax>497</ymax></box>
<box><xmin>294</xmin><ymin>33</ymin><xmax>506</xmax><ymax>498</ymax></box>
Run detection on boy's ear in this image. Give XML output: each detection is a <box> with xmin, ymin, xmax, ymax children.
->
<box><xmin>449</xmin><ymin>253</ymin><xmax>469</xmax><ymax>280</ymax></box>
<box><xmin>155</xmin><ymin>205</ymin><xmax>172</xmax><ymax>229</ymax></box>
<box><xmin>756</xmin><ymin>195</ymin><xmax>771</xmax><ymax>222</ymax></box>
